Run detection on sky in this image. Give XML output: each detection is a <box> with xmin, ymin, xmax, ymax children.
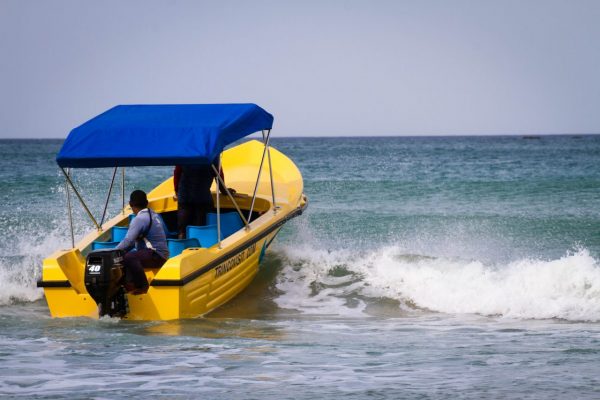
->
<box><xmin>1</xmin><ymin>0</ymin><xmax>600</xmax><ymax>138</ymax></box>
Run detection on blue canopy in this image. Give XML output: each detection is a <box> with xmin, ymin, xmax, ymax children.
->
<box><xmin>56</xmin><ymin>104</ymin><xmax>274</xmax><ymax>168</ymax></box>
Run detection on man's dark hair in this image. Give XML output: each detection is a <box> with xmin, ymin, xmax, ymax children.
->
<box><xmin>129</xmin><ymin>190</ymin><xmax>148</xmax><ymax>209</ymax></box>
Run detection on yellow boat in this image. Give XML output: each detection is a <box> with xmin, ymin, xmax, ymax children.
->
<box><xmin>37</xmin><ymin>104</ymin><xmax>307</xmax><ymax>320</ymax></box>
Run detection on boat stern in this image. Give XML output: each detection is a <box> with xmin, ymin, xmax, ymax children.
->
<box><xmin>39</xmin><ymin>249</ymin><xmax>98</xmax><ymax>318</ymax></box>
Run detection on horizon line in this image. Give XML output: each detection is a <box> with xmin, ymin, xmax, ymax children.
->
<box><xmin>1</xmin><ymin>132</ymin><xmax>599</xmax><ymax>140</ymax></box>
<box><xmin>0</xmin><ymin>132</ymin><xmax>600</xmax><ymax>140</ymax></box>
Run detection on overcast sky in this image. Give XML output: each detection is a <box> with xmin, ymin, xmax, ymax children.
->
<box><xmin>1</xmin><ymin>0</ymin><xmax>599</xmax><ymax>138</ymax></box>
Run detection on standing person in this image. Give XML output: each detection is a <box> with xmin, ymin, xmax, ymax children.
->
<box><xmin>173</xmin><ymin>158</ymin><xmax>230</xmax><ymax>238</ymax></box>
<box><xmin>116</xmin><ymin>190</ymin><xmax>169</xmax><ymax>294</ymax></box>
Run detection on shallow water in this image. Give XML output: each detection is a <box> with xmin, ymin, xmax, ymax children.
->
<box><xmin>1</xmin><ymin>136</ymin><xmax>600</xmax><ymax>398</ymax></box>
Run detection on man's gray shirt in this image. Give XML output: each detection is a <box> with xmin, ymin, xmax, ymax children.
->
<box><xmin>116</xmin><ymin>208</ymin><xmax>169</xmax><ymax>259</ymax></box>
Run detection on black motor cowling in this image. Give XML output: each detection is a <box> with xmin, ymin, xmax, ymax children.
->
<box><xmin>84</xmin><ymin>249</ymin><xmax>128</xmax><ymax>317</ymax></box>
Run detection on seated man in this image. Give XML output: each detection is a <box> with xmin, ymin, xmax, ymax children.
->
<box><xmin>116</xmin><ymin>190</ymin><xmax>169</xmax><ymax>294</ymax></box>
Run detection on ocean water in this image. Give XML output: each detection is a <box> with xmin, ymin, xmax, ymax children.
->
<box><xmin>1</xmin><ymin>136</ymin><xmax>600</xmax><ymax>399</ymax></box>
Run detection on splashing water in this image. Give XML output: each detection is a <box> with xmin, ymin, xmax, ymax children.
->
<box><xmin>276</xmin><ymin>241</ymin><xmax>600</xmax><ymax>321</ymax></box>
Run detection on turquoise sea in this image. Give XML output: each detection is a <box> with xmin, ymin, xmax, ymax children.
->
<box><xmin>1</xmin><ymin>136</ymin><xmax>600</xmax><ymax>399</ymax></box>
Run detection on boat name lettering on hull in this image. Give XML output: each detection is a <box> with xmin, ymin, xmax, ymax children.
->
<box><xmin>214</xmin><ymin>243</ymin><xmax>257</xmax><ymax>278</ymax></box>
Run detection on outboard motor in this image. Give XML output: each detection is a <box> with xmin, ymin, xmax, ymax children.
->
<box><xmin>84</xmin><ymin>249</ymin><xmax>128</xmax><ymax>317</ymax></box>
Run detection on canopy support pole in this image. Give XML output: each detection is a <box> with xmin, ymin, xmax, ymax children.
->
<box><xmin>60</xmin><ymin>167</ymin><xmax>101</xmax><ymax>231</ymax></box>
<box><xmin>65</xmin><ymin>168</ymin><xmax>75</xmax><ymax>248</ymax></box>
<box><xmin>100</xmin><ymin>167</ymin><xmax>118</xmax><ymax>228</ymax></box>
<box><xmin>211</xmin><ymin>164</ymin><xmax>249</xmax><ymax>229</ymax></box>
<box><xmin>262</xmin><ymin>129</ymin><xmax>277</xmax><ymax>214</ymax></box>
<box><xmin>248</xmin><ymin>130</ymin><xmax>272</xmax><ymax>223</ymax></box>
<box><xmin>121</xmin><ymin>167</ymin><xmax>126</xmax><ymax>214</ymax></box>
<box><xmin>216</xmin><ymin>156</ymin><xmax>222</xmax><ymax>249</ymax></box>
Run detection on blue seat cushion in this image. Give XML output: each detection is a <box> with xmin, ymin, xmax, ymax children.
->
<box><xmin>111</xmin><ymin>226</ymin><xmax>129</xmax><ymax>242</ymax></box>
<box><xmin>186</xmin><ymin>224</ymin><xmax>219</xmax><ymax>248</ymax></box>
<box><xmin>206</xmin><ymin>212</ymin><xmax>244</xmax><ymax>238</ymax></box>
<box><xmin>92</xmin><ymin>241</ymin><xmax>120</xmax><ymax>250</ymax></box>
<box><xmin>167</xmin><ymin>238</ymin><xmax>200</xmax><ymax>257</ymax></box>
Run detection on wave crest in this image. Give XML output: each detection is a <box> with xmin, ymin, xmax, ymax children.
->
<box><xmin>275</xmin><ymin>243</ymin><xmax>600</xmax><ymax>321</ymax></box>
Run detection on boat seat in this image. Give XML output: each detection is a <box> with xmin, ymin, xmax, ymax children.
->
<box><xmin>186</xmin><ymin>224</ymin><xmax>219</xmax><ymax>248</ymax></box>
<box><xmin>167</xmin><ymin>238</ymin><xmax>200</xmax><ymax>257</ymax></box>
<box><xmin>91</xmin><ymin>241</ymin><xmax>119</xmax><ymax>250</ymax></box>
<box><xmin>207</xmin><ymin>212</ymin><xmax>244</xmax><ymax>238</ymax></box>
<box><xmin>111</xmin><ymin>226</ymin><xmax>128</xmax><ymax>242</ymax></box>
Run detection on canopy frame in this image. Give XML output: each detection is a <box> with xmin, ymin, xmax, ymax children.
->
<box><xmin>121</xmin><ymin>168</ymin><xmax>126</xmax><ymax>214</ymax></box>
<box><xmin>60</xmin><ymin>166</ymin><xmax>128</xmax><ymax>243</ymax></box>
<box><xmin>248</xmin><ymin>129</ymin><xmax>272</xmax><ymax>222</ymax></box>
<box><xmin>64</xmin><ymin>169</ymin><xmax>75</xmax><ymax>248</ymax></box>
<box><xmin>60</xmin><ymin>167</ymin><xmax>101</xmax><ymax>232</ymax></box>
<box><xmin>99</xmin><ymin>167</ymin><xmax>118</xmax><ymax>227</ymax></box>
<box><xmin>60</xmin><ymin>134</ymin><xmax>280</xmax><ymax>250</ymax></box>
<box><xmin>263</xmin><ymin>129</ymin><xmax>278</xmax><ymax>214</ymax></box>
<box><xmin>211</xmin><ymin>130</ymin><xmax>277</xmax><ymax>248</ymax></box>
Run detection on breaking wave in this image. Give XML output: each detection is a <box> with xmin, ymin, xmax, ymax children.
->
<box><xmin>274</xmin><ymin>242</ymin><xmax>600</xmax><ymax>322</ymax></box>
<box><xmin>5</xmin><ymin>218</ymin><xmax>600</xmax><ymax>323</ymax></box>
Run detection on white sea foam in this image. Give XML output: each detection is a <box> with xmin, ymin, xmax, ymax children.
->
<box><xmin>0</xmin><ymin>267</ymin><xmax>41</xmax><ymax>305</ymax></box>
<box><xmin>0</xmin><ymin>228</ymin><xmax>69</xmax><ymax>305</ymax></box>
<box><xmin>275</xmin><ymin>242</ymin><xmax>600</xmax><ymax>321</ymax></box>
